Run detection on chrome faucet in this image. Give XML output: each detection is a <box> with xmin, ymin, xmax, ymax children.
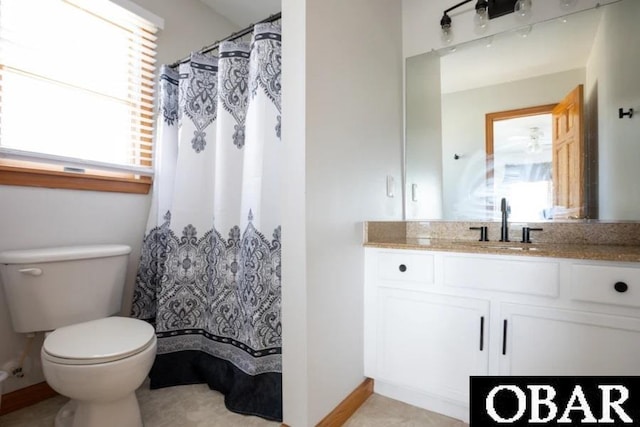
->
<box><xmin>500</xmin><ymin>198</ymin><xmax>510</xmax><ymax>242</ymax></box>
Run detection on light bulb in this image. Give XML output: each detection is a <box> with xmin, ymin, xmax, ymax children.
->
<box><xmin>441</xmin><ymin>27</ymin><xmax>454</xmax><ymax>45</ymax></box>
<box><xmin>474</xmin><ymin>7</ymin><xmax>489</xmax><ymax>34</ymax></box>
<box><xmin>514</xmin><ymin>0</ymin><xmax>532</xmax><ymax>21</ymax></box>
<box><xmin>527</xmin><ymin>139</ymin><xmax>542</xmax><ymax>153</ymax></box>
<box><xmin>440</xmin><ymin>13</ymin><xmax>453</xmax><ymax>45</ymax></box>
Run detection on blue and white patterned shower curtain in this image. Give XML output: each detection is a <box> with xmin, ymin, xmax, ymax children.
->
<box><xmin>131</xmin><ymin>23</ymin><xmax>282</xmax><ymax>421</ymax></box>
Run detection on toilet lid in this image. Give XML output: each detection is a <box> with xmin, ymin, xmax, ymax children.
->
<box><xmin>42</xmin><ymin>317</ymin><xmax>156</xmax><ymax>365</ymax></box>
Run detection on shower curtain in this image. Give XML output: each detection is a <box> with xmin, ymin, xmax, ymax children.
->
<box><xmin>131</xmin><ymin>23</ymin><xmax>282</xmax><ymax>421</ymax></box>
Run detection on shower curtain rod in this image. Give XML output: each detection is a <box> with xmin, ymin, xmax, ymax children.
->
<box><xmin>168</xmin><ymin>12</ymin><xmax>282</xmax><ymax>68</ymax></box>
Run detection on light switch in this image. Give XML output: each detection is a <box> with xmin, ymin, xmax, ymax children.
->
<box><xmin>386</xmin><ymin>175</ymin><xmax>394</xmax><ymax>198</ymax></box>
<box><xmin>411</xmin><ymin>183</ymin><xmax>418</xmax><ymax>202</ymax></box>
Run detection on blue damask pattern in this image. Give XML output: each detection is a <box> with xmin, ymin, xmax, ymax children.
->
<box><xmin>159</xmin><ymin>66</ymin><xmax>179</xmax><ymax>126</ymax></box>
<box><xmin>181</xmin><ymin>54</ymin><xmax>219</xmax><ymax>153</ymax></box>
<box><xmin>132</xmin><ymin>212</ymin><xmax>282</xmax><ymax>375</ymax></box>
<box><xmin>157</xmin><ymin>224</ymin><xmax>211</xmax><ymax>330</ymax></box>
<box><xmin>250</xmin><ymin>23</ymin><xmax>282</xmax><ymax>139</ymax></box>
<box><xmin>218</xmin><ymin>42</ymin><xmax>251</xmax><ymax>149</ymax></box>
<box><xmin>131</xmin><ymin>211</ymin><xmax>172</xmax><ymax>323</ymax></box>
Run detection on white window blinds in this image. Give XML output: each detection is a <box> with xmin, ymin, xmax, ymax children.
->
<box><xmin>0</xmin><ymin>0</ymin><xmax>159</xmax><ymax>176</ymax></box>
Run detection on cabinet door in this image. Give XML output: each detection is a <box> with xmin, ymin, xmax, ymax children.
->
<box><xmin>500</xmin><ymin>303</ymin><xmax>640</xmax><ymax>376</ymax></box>
<box><xmin>376</xmin><ymin>289</ymin><xmax>490</xmax><ymax>405</ymax></box>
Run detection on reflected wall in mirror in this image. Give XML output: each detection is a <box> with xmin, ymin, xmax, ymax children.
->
<box><xmin>405</xmin><ymin>0</ymin><xmax>640</xmax><ymax>221</ymax></box>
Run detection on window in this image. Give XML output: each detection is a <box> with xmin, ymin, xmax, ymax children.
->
<box><xmin>0</xmin><ymin>0</ymin><xmax>162</xmax><ymax>193</ymax></box>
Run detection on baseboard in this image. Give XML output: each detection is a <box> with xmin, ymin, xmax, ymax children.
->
<box><xmin>315</xmin><ymin>377</ymin><xmax>374</xmax><ymax>427</ymax></box>
<box><xmin>0</xmin><ymin>381</ymin><xmax>58</xmax><ymax>416</ymax></box>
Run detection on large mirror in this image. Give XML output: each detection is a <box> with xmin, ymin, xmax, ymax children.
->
<box><xmin>405</xmin><ymin>0</ymin><xmax>640</xmax><ymax>221</ymax></box>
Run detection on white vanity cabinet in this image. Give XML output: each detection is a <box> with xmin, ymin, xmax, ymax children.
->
<box><xmin>499</xmin><ymin>261</ymin><xmax>640</xmax><ymax>377</ymax></box>
<box><xmin>500</xmin><ymin>303</ymin><xmax>640</xmax><ymax>376</ymax></box>
<box><xmin>364</xmin><ymin>247</ymin><xmax>640</xmax><ymax>422</ymax></box>
<box><xmin>364</xmin><ymin>249</ymin><xmax>490</xmax><ymax>420</ymax></box>
<box><xmin>373</xmin><ymin>288</ymin><xmax>489</xmax><ymax>406</ymax></box>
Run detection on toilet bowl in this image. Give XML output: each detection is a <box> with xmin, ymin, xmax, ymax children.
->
<box><xmin>41</xmin><ymin>317</ymin><xmax>157</xmax><ymax>427</ymax></box>
<box><xmin>0</xmin><ymin>245</ymin><xmax>156</xmax><ymax>426</ymax></box>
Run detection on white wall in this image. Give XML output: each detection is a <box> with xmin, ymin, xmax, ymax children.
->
<box><xmin>0</xmin><ymin>0</ymin><xmax>237</xmax><ymax>396</ymax></box>
<box><xmin>280</xmin><ymin>0</ymin><xmax>307</xmax><ymax>423</ymax></box>
<box><xmin>586</xmin><ymin>0</ymin><xmax>640</xmax><ymax>220</ymax></box>
<box><xmin>281</xmin><ymin>0</ymin><xmax>404</xmax><ymax>425</ymax></box>
<box><xmin>441</xmin><ymin>69</ymin><xmax>585</xmax><ymax>219</ymax></box>
<box><xmin>129</xmin><ymin>0</ymin><xmax>237</xmax><ymax>66</ymax></box>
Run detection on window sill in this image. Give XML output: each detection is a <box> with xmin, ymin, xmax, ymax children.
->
<box><xmin>0</xmin><ymin>162</ymin><xmax>152</xmax><ymax>194</ymax></box>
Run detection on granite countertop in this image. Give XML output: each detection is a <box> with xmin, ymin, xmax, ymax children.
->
<box><xmin>364</xmin><ymin>238</ymin><xmax>640</xmax><ymax>263</ymax></box>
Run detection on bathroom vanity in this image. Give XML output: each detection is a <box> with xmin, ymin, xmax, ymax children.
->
<box><xmin>363</xmin><ymin>227</ymin><xmax>640</xmax><ymax>422</ymax></box>
<box><xmin>384</xmin><ymin>0</ymin><xmax>640</xmax><ymax>420</ymax></box>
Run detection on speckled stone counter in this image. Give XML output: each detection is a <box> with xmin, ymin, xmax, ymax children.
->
<box><xmin>364</xmin><ymin>221</ymin><xmax>640</xmax><ymax>262</ymax></box>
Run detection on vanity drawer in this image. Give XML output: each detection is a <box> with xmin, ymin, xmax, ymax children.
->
<box><xmin>571</xmin><ymin>264</ymin><xmax>640</xmax><ymax>308</ymax></box>
<box><xmin>443</xmin><ymin>255</ymin><xmax>559</xmax><ymax>297</ymax></box>
<box><xmin>376</xmin><ymin>251</ymin><xmax>434</xmax><ymax>285</ymax></box>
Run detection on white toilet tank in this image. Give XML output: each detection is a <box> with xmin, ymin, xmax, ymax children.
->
<box><xmin>0</xmin><ymin>245</ymin><xmax>132</xmax><ymax>333</ymax></box>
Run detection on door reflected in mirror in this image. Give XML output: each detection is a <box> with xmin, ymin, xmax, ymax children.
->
<box><xmin>486</xmin><ymin>106</ymin><xmax>554</xmax><ymax>222</ymax></box>
<box><xmin>485</xmin><ymin>85</ymin><xmax>585</xmax><ymax>221</ymax></box>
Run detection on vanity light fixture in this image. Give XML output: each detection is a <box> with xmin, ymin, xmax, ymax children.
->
<box><xmin>440</xmin><ymin>0</ymin><xmax>518</xmax><ymax>45</ymax></box>
<box><xmin>440</xmin><ymin>0</ymin><xmax>488</xmax><ymax>44</ymax></box>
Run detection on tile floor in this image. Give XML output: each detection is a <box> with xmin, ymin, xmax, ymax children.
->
<box><xmin>0</xmin><ymin>381</ymin><xmax>467</xmax><ymax>426</ymax></box>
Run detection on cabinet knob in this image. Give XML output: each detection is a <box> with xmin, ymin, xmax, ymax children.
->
<box><xmin>399</xmin><ymin>264</ymin><xmax>407</xmax><ymax>273</ymax></box>
<box><xmin>614</xmin><ymin>281</ymin><xmax>629</xmax><ymax>293</ymax></box>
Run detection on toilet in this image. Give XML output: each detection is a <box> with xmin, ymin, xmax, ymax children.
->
<box><xmin>0</xmin><ymin>245</ymin><xmax>157</xmax><ymax>427</ymax></box>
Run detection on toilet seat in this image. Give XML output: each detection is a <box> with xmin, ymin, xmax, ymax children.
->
<box><xmin>42</xmin><ymin>317</ymin><xmax>156</xmax><ymax>365</ymax></box>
